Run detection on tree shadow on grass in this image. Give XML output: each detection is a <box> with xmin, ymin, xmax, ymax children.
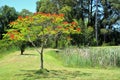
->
<box><xmin>15</xmin><ymin>69</ymin><xmax>92</xmax><ymax>80</ymax></box>
<box><xmin>21</xmin><ymin>54</ymin><xmax>37</xmax><ymax>56</ymax></box>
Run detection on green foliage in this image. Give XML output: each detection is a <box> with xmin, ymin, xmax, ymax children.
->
<box><xmin>58</xmin><ymin>5</ymin><xmax>72</xmax><ymax>21</ymax></box>
<box><xmin>71</xmin><ymin>19</ymin><xmax>94</xmax><ymax>46</ymax></box>
<box><xmin>36</xmin><ymin>0</ymin><xmax>58</xmax><ymax>13</ymax></box>
<box><xmin>0</xmin><ymin>40</ymin><xmax>16</xmax><ymax>52</ymax></box>
<box><xmin>0</xmin><ymin>40</ymin><xmax>18</xmax><ymax>58</ymax></box>
<box><xmin>102</xmin><ymin>42</ymin><xmax>110</xmax><ymax>46</ymax></box>
<box><xmin>19</xmin><ymin>9</ymin><xmax>33</xmax><ymax>17</ymax></box>
<box><xmin>3</xmin><ymin>12</ymin><xmax>80</xmax><ymax>48</ymax></box>
<box><xmin>0</xmin><ymin>5</ymin><xmax>18</xmax><ymax>39</ymax></box>
<box><xmin>100</xmin><ymin>28</ymin><xmax>108</xmax><ymax>35</ymax></box>
<box><xmin>108</xmin><ymin>0</ymin><xmax>120</xmax><ymax>9</ymax></box>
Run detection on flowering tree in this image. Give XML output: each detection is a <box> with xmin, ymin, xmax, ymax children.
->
<box><xmin>4</xmin><ymin>12</ymin><xmax>81</xmax><ymax>69</ymax></box>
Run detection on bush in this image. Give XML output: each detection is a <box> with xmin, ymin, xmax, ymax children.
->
<box><xmin>0</xmin><ymin>40</ymin><xmax>18</xmax><ymax>58</ymax></box>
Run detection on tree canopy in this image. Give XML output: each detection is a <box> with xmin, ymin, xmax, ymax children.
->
<box><xmin>0</xmin><ymin>5</ymin><xmax>18</xmax><ymax>39</ymax></box>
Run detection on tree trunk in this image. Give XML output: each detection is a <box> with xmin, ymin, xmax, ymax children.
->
<box><xmin>20</xmin><ymin>43</ymin><xmax>25</xmax><ymax>55</ymax></box>
<box><xmin>95</xmin><ymin>0</ymin><xmax>98</xmax><ymax>46</ymax></box>
<box><xmin>40</xmin><ymin>44</ymin><xmax>44</xmax><ymax>69</ymax></box>
<box><xmin>104</xmin><ymin>34</ymin><xmax>106</xmax><ymax>43</ymax></box>
<box><xmin>81</xmin><ymin>0</ymin><xmax>84</xmax><ymax>21</ymax></box>
<box><xmin>0</xmin><ymin>33</ymin><xmax>2</xmax><ymax>39</ymax></box>
<box><xmin>88</xmin><ymin>0</ymin><xmax>93</xmax><ymax>27</ymax></box>
<box><xmin>20</xmin><ymin>49</ymin><xmax>24</xmax><ymax>55</ymax></box>
<box><xmin>55</xmin><ymin>38</ymin><xmax>58</xmax><ymax>48</ymax></box>
<box><xmin>27</xmin><ymin>35</ymin><xmax>44</xmax><ymax>69</ymax></box>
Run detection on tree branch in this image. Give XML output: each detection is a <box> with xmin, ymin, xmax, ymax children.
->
<box><xmin>27</xmin><ymin>35</ymin><xmax>41</xmax><ymax>54</ymax></box>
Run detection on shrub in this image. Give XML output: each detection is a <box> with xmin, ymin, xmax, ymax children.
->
<box><xmin>0</xmin><ymin>40</ymin><xmax>18</xmax><ymax>58</ymax></box>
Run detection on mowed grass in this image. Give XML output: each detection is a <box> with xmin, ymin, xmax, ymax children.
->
<box><xmin>0</xmin><ymin>48</ymin><xmax>120</xmax><ymax>80</ymax></box>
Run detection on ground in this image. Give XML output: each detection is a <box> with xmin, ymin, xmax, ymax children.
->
<box><xmin>0</xmin><ymin>48</ymin><xmax>120</xmax><ymax>80</ymax></box>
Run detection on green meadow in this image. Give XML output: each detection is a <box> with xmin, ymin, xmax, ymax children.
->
<box><xmin>0</xmin><ymin>47</ymin><xmax>120</xmax><ymax>80</ymax></box>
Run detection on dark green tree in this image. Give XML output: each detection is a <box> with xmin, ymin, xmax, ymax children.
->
<box><xmin>0</xmin><ymin>5</ymin><xmax>18</xmax><ymax>39</ymax></box>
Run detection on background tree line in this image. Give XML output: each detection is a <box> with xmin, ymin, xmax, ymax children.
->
<box><xmin>36</xmin><ymin>0</ymin><xmax>120</xmax><ymax>46</ymax></box>
<box><xmin>0</xmin><ymin>0</ymin><xmax>120</xmax><ymax>47</ymax></box>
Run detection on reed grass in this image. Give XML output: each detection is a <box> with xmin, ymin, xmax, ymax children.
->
<box><xmin>59</xmin><ymin>46</ymin><xmax>120</xmax><ymax>68</ymax></box>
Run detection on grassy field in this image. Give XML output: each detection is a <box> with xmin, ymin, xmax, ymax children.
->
<box><xmin>0</xmin><ymin>48</ymin><xmax>120</xmax><ymax>80</ymax></box>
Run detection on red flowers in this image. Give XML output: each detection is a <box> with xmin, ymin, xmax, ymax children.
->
<box><xmin>76</xmin><ymin>28</ymin><xmax>81</xmax><ymax>32</ymax></box>
<box><xmin>65</xmin><ymin>28</ymin><xmax>69</xmax><ymax>30</ymax></box>
<box><xmin>71</xmin><ymin>22</ymin><xmax>77</xmax><ymax>26</ymax></box>
<box><xmin>7</xmin><ymin>30</ymin><xmax>19</xmax><ymax>40</ymax></box>
<box><xmin>26</xmin><ymin>16</ymin><xmax>29</xmax><ymax>19</ymax></box>
<box><xmin>18</xmin><ymin>16</ymin><xmax>23</xmax><ymax>20</ymax></box>
<box><xmin>59</xmin><ymin>14</ymin><xmax>64</xmax><ymax>17</ymax></box>
<box><xmin>10</xmin><ymin>34</ymin><xmax>14</xmax><ymax>40</ymax></box>
<box><xmin>57</xmin><ymin>26</ymin><xmax>62</xmax><ymax>28</ymax></box>
<box><xmin>63</xmin><ymin>21</ymin><xmax>68</xmax><ymax>24</ymax></box>
<box><xmin>10</xmin><ymin>22</ymin><xmax>16</xmax><ymax>25</ymax></box>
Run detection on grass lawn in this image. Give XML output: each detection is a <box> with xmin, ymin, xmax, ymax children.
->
<box><xmin>0</xmin><ymin>48</ymin><xmax>120</xmax><ymax>80</ymax></box>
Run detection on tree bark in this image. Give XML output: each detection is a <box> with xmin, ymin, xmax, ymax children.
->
<box><xmin>27</xmin><ymin>35</ymin><xmax>44</xmax><ymax>69</ymax></box>
<box><xmin>40</xmin><ymin>44</ymin><xmax>44</xmax><ymax>69</ymax></box>
<box><xmin>88</xmin><ymin>0</ymin><xmax>93</xmax><ymax>27</ymax></box>
<box><xmin>20</xmin><ymin>49</ymin><xmax>24</xmax><ymax>55</ymax></box>
<box><xmin>55</xmin><ymin>39</ymin><xmax>58</xmax><ymax>48</ymax></box>
<box><xmin>95</xmin><ymin>0</ymin><xmax>98</xmax><ymax>46</ymax></box>
<box><xmin>20</xmin><ymin>43</ymin><xmax>25</xmax><ymax>55</ymax></box>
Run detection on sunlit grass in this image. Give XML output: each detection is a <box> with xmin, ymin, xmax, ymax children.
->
<box><xmin>0</xmin><ymin>48</ymin><xmax>120</xmax><ymax>80</ymax></box>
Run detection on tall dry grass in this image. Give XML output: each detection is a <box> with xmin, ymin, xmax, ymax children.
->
<box><xmin>60</xmin><ymin>46</ymin><xmax>120</xmax><ymax>68</ymax></box>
